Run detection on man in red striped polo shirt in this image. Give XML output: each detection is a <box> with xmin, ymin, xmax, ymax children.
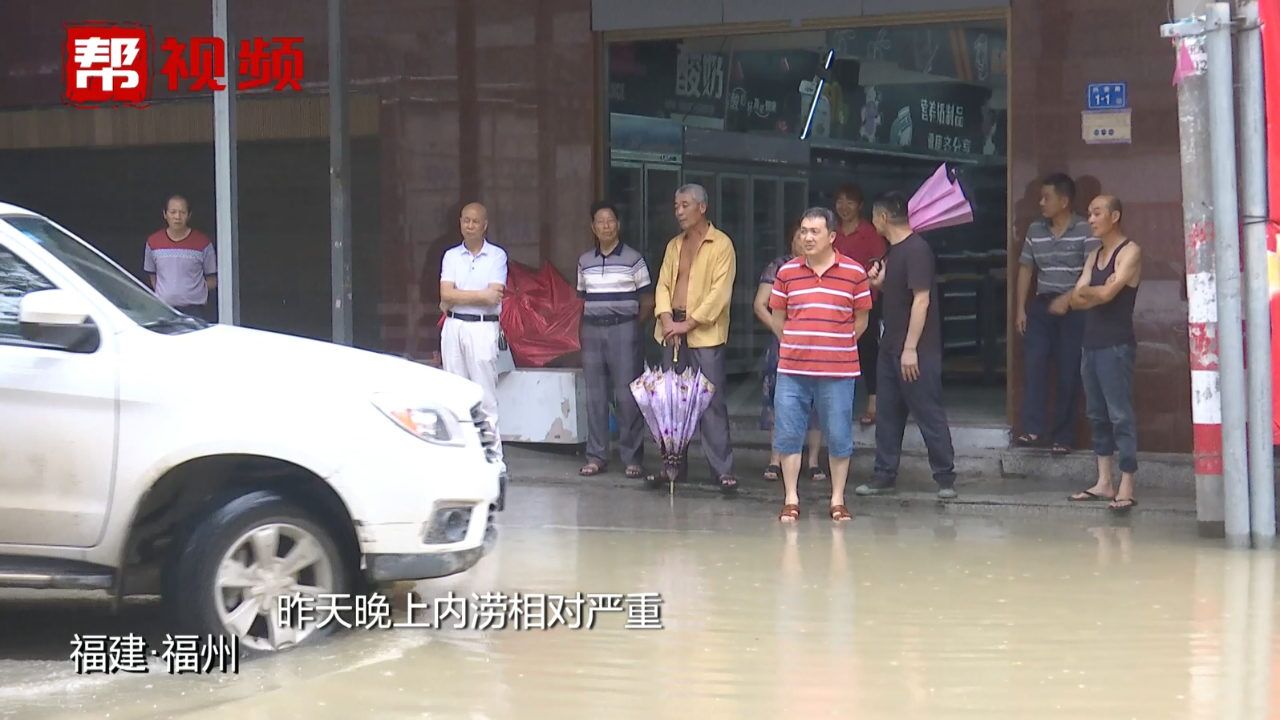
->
<box><xmin>769</xmin><ymin>208</ymin><xmax>873</xmax><ymax>523</ymax></box>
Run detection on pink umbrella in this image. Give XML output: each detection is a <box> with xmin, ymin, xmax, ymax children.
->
<box><xmin>909</xmin><ymin>163</ymin><xmax>974</xmax><ymax>233</ymax></box>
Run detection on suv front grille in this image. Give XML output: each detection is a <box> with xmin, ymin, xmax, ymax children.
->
<box><xmin>471</xmin><ymin>403</ymin><xmax>500</xmax><ymax>464</ymax></box>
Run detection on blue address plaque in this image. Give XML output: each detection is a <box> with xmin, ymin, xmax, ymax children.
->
<box><xmin>1087</xmin><ymin>82</ymin><xmax>1128</xmax><ymax>111</ymax></box>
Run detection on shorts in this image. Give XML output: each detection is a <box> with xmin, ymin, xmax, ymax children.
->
<box><xmin>773</xmin><ymin>373</ymin><xmax>855</xmax><ymax>458</ymax></box>
<box><xmin>761</xmin><ymin>343</ymin><xmax>818</xmax><ymax>431</ymax></box>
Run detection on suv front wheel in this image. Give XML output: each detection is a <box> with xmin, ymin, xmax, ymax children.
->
<box><xmin>171</xmin><ymin>490</ymin><xmax>351</xmax><ymax>652</ymax></box>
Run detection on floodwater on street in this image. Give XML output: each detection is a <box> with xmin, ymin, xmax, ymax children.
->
<box><xmin>1</xmin><ymin>483</ymin><xmax>1277</xmax><ymax>720</ymax></box>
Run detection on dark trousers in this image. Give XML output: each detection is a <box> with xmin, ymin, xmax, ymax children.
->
<box><xmin>858</xmin><ymin>302</ymin><xmax>882</xmax><ymax>397</ymax></box>
<box><xmin>662</xmin><ymin>342</ymin><xmax>733</xmax><ymax>478</ymax></box>
<box><xmin>1081</xmin><ymin>344</ymin><xmax>1139</xmax><ymax>473</ymax></box>
<box><xmin>176</xmin><ymin>302</ymin><xmax>214</xmax><ymax>322</ymax></box>
<box><xmin>873</xmin><ymin>349</ymin><xmax>956</xmax><ymax>488</ymax></box>
<box><xmin>1021</xmin><ymin>296</ymin><xmax>1086</xmax><ymax>445</ymax></box>
<box><xmin>581</xmin><ymin>319</ymin><xmax>645</xmax><ymax>467</ymax></box>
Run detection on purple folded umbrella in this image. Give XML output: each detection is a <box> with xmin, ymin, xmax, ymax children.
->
<box><xmin>630</xmin><ymin>364</ymin><xmax>716</xmax><ymax>494</ymax></box>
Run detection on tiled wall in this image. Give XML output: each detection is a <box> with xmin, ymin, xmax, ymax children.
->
<box><xmin>1008</xmin><ymin>0</ymin><xmax>1191</xmax><ymax>453</ymax></box>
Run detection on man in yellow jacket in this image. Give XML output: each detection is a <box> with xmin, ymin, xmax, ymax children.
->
<box><xmin>654</xmin><ymin>184</ymin><xmax>738</xmax><ymax>492</ymax></box>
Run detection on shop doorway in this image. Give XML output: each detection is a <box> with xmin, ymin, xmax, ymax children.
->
<box><xmin>604</xmin><ymin>17</ymin><xmax>1009</xmax><ymax>427</ymax></box>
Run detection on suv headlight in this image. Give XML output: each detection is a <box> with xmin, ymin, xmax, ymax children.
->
<box><xmin>371</xmin><ymin>396</ymin><xmax>465</xmax><ymax>446</ymax></box>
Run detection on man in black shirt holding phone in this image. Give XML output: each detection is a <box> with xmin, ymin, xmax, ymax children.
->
<box><xmin>856</xmin><ymin>191</ymin><xmax>957</xmax><ymax>500</ymax></box>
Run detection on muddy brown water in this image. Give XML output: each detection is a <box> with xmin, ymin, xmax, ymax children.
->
<box><xmin>0</xmin><ymin>483</ymin><xmax>1275</xmax><ymax>719</ymax></box>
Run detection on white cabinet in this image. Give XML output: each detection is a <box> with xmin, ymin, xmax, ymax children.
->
<box><xmin>495</xmin><ymin>368</ymin><xmax>588</xmax><ymax>444</ymax></box>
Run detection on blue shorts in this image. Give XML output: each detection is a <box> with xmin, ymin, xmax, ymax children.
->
<box><xmin>773</xmin><ymin>373</ymin><xmax>856</xmax><ymax>458</ymax></box>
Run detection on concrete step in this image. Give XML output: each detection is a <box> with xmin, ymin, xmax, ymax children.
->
<box><xmin>503</xmin><ymin>445</ymin><xmax>1198</xmax><ymax>518</ymax></box>
<box><xmin>688</xmin><ymin>420</ymin><xmax>1195</xmax><ymax>491</ymax></box>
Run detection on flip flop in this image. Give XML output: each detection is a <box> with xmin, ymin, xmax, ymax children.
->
<box><xmin>1069</xmin><ymin>490</ymin><xmax>1114</xmax><ymax>502</ymax></box>
<box><xmin>1051</xmin><ymin>443</ymin><xmax>1072</xmax><ymax>456</ymax></box>
<box><xmin>1109</xmin><ymin>498</ymin><xmax>1139</xmax><ymax>513</ymax></box>
<box><xmin>578</xmin><ymin>462</ymin><xmax>606</xmax><ymax>477</ymax></box>
<box><xmin>625</xmin><ymin>465</ymin><xmax>645</xmax><ymax>479</ymax></box>
<box><xmin>807</xmin><ymin>466</ymin><xmax>828</xmax><ymax>483</ymax></box>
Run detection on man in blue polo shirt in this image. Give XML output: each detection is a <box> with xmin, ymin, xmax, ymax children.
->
<box><xmin>576</xmin><ymin>201</ymin><xmax>653</xmax><ymax>479</ymax></box>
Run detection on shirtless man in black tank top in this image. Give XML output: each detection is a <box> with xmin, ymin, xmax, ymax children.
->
<box><xmin>1067</xmin><ymin>196</ymin><xmax>1143</xmax><ymax>512</ymax></box>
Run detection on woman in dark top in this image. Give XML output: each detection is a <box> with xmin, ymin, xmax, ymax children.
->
<box><xmin>753</xmin><ymin>223</ymin><xmax>825</xmax><ymax>482</ymax></box>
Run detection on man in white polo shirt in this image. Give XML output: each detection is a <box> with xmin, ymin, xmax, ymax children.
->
<box><xmin>440</xmin><ymin>202</ymin><xmax>509</xmax><ymax>465</ymax></box>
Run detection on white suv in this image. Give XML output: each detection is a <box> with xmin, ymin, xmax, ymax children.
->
<box><xmin>0</xmin><ymin>203</ymin><xmax>505</xmax><ymax>651</ymax></box>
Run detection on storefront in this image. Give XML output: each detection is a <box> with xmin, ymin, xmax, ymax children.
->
<box><xmin>601</xmin><ymin>15</ymin><xmax>1010</xmax><ymax>420</ymax></box>
<box><xmin>591</xmin><ymin>0</ymin><xmax>1192</xmax><ymax>452</ymax></box>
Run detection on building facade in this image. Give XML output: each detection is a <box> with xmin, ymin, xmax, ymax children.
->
<box><xmin>0</xmin><ymin>0</ymin><xmax>1192</xmax><ymax>452</ymax></box>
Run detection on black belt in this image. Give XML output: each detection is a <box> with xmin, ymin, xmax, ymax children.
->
<box><xmin>447</xmin><ymin>311</ymin><xmax>499</xmax><ymax>323</ymax></box>
<box><xmin>582</xmin><ymin>315</ymin><xmax>636</xmax><ymax>327</ymax></box>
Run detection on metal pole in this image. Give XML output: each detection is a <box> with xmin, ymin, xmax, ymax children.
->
<box><xmin>1206</xmin><ymin>2</ymin><xmax>1251</xmax><ymax>547</ymax></box>
<box><xmin>213</xmin><ymin>0</ymin><xmax>239</xmax><ymax>325</ymax></box>
<box><xmin>1237</xmin><ymin>0</ymin><xmax>1276</xmax><ymax>548</ymax></box>
<box><xmin>1166</xmin><ymin>2</ymin><xmax>1226</xmax><ymax>538</ymax></box>
<box><xmin>329</xmin><ymin>0</ymin><xmax>353</xmax><ymax>345</ymax></box>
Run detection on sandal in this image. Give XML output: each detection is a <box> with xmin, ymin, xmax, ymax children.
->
<box><xmin>578</xmin><ymin>461</ymin><xmax>606</xmax><ymax>477</ymax></box>
<box><xmin>1050</xmin><ymin>443</ymin><xmax>1072</xmax><ymax>456</ymax></box>
<box><xmin>808</xmin><ymin>466</ymin><xmax>829</xmax><ymax>483</ymax></box>
<box><xmin>763</xmin><ymin>464</ymin><xmax>782</xmax><ymax>482</ymax></box>
<box><xmin>829</xmin><ymin>504</ymin><xmax>853</xmax><ymax>522</ymax></box>
<box><xmin>1069</xmin><ymin>490</ymin><xmax>1115</xmax><ymax>502</ymax></box>
<box><xmin>779</xmin><ymin>504</ymin><xmax>800</xmax><ymax>522</ymax></box>
<box><xmin>1014</xmin><ymin>433</ymin><xmax>1044</xmax><ymax>447</ymax></box>
<box><xmin>625</xmin><ymin>465</ymin><xmax>645</xmax><ymax>479</ymax></box>
<box><xmin>719</xmin><ymin>475</ymin><xmax>738</xmax><ymax>494</ymax></box>
<box><xmin>1109</xmin><ymin>498</ymin><xmax>1138</xmax><ymax>513</ymax></box>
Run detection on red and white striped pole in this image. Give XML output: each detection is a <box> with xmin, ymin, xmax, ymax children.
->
<box><xmin>1169</xmin><ymin>15</ymin><xmax>1226</xmax><ymax>536</ymax></box>
<box><xmin>1187</xmin><ymin>223</ymin><xmax>1225</xmax><ymax>535</ymax></box>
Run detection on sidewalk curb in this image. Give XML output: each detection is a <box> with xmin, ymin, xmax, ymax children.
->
<box><xmin>507</xmin><ymin>461</ymin><xmax>1198</xmax><ymax>520</ymax></box>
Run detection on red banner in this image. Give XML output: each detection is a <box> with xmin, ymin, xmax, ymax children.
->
<box><xmin>1262</xmin><ymin>0</ymin><xmax>1280</xmax><ymax>442</ymax></box>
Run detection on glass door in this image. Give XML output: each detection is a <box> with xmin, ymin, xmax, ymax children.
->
<box><xmin>715</xmin><ymin>174</ymin><xmax>752</xmax><ymax>372</ymax></box>
<box><xmin>643</xmin><ymin>166</ymin><xmax>681</xmax><ymax>264</ymax></box>
<box><xmin>749</xmin><ymin>178</ymin><xmax>784</xmax><ymax>373</ymax></box>
<box><xmin>608</xmin><ymin>162</ymin><xmax>644</xmax><ymax>252</ymax></box>
<box><xmin>640</xmin><ymin>165</ymin><xmax>681</xmax><ymax>366</ymax></box>
<box><xmin>783</xmin><ymin>180</ymin><xmax>808</xmax><ymax>237</ymax></box>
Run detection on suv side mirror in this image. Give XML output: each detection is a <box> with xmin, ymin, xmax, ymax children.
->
<box><xmin>19</xmin><ymin>289</ymin><xmax>101</xmax><ymax>352</ymax></box>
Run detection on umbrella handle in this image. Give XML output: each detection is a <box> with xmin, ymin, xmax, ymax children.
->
<box><xmin>672</xmin><ymin>336</ymin><xmax>681</xmax><ymax>366</ymax></box>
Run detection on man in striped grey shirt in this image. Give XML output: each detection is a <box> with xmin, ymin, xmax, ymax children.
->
<box><xmin>1015</xmin><ymin>174</ymin><xmax>1100</xmax><ymax>453</ymax></box>
<box><xmin>576</xmin><ymin>201</ymin><xmax>654</xmax><ymax>478</ymax></box>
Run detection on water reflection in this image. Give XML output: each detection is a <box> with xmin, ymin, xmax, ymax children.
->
<box><xmin>1</xmin><ymin>485</ymin><xmax>1278</xmax><ymax>720</ymax></box>
<box><xmin>1189</xmin><ymin>548</ymin><xmax>1276</xmax><ymax>720</ymax></box>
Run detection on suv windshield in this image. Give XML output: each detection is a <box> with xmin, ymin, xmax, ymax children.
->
<box><xmin>2</xmin><ymin>215</ymin><xmax>204</xmax><ymax>332</ymax></box>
